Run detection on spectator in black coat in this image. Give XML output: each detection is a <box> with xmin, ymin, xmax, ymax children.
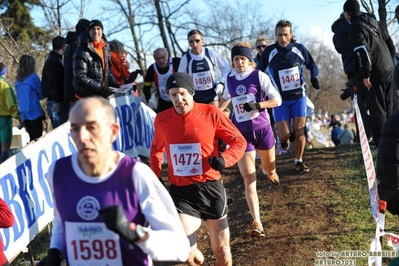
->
<box><xmin>331</xmin><ymin>12</ymin><xmax>371</xmax><ymax>141</ymax></box>
<box><xmin>41</xmin><ymin>36</ymin><xmax>67</xmax><ymax>129</ymax></box>
<box><xmin>73</xmin><ymin>19</ymin><xmax>119</xmax><ymax>98</ymax></box>
<box><xmin>377</xmin><ymin>110</ymin><xmax>399</xmax><ymax>215</ymax></box>
<box><xmin>64</xmin><ymin>19</ymin><xmax>90</xmax><ymax>107</ymax></box>
<box><xmin>343</xmin><ymin>0</ymin><xmax>397</xmax><ymax>148</ymax></box>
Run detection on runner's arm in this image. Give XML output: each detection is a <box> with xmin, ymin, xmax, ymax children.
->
<box><xmin>177</xmin><ymin>54</ymin><xmax>188</xmax><ymax>73</ymax></box>
<box><xmin>210</xmin><ymin>50</ymin><xmax>230</xmax><ymax>83</ymax></box>
<box><xmin>259</xmin><ymin>71</ymin><xmax>282</xmax><ymax>108</ymax></box>
<box><xmin>216</xmin><ymin>111</ymin><xmax>246</xmax><ymax>167</ymax></box>
<box><xmin>143</xmin><ymin>65</ymin><xmax>155</xmax><ymax>102</ymax></box>
<box><xmin>47</xmin><ymin>163</ymin><xmax>66</xmax><ymax>256</ymax></box>
<box><xmin>150</xmin><ymin>115</ymin><xmax>165</xmax><ymax>178</ymax></box>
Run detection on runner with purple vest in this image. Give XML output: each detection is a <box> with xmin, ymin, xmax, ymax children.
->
<box><xmin>219</xmin><ymin>42</ymin><xmax>281</xmax><ymax>238</ymax></box>
<box><xmin>39</xmin><ymin>97</ymin><xmax>189</xmax><ymax>266</ymax></box>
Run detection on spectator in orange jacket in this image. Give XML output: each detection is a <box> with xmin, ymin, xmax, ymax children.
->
<box><xmin>109</xmin><ymin>40</ymin><xmax>142</xmax><ymax>96</ymax></box>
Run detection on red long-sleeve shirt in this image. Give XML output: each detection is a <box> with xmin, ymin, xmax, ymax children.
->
<box><xmin>150</xmin><ymin>103</ymin><xmax>246</xmax><ymax>186</ymax></box>
<box><xmin>0</xmin><ymin>199</ymin><xmax>14</xmax><ymax>265</ymax></box>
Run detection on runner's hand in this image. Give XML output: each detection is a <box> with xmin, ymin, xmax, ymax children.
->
<box><xmin>99</xmin><ymin>205</ymin><xmax>140</xmax><ymax>243</ymax></box>
<box><xmin>243</xmin><ymin>102</ymin><xmax>260</xmax><ymax>112</ymax></box>
<box><xmin>311</xmin><ymin>77</ymin><xmax>320</xmax><ymax>90</ymax></box>
<box><xmin>209</xmin><ymin>156</ymin><xmax>225</xmax><ymax>171</ymax></box>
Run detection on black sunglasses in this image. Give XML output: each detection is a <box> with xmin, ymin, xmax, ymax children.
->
<box><xmin>256</xmin><ymin>45</ymin><xmax>266</xmax><ymax>49</ymax></box>
<box><xmin>189</xmin><ymin>39</ymin><xmax>201</xmax><ymax>44</ymax></box>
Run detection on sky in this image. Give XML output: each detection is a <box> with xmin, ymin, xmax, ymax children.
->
<box><xmin>31</xmin><ymin>0</ymin><xmax>346</xmax><ymax>45</ymax></box>
<box><xmin>32</xmin><ymin>0</ymin><xmax>399</xmax><ymax>44</ymax></box>
<box><xmin>31</xmin><ymin>0</ymin><xmax>399</xmax><ymax>56</ymax></box>
<box><xmin>267</xmin><ymin>1</ymin><xmax>345</xmax><ymax>47</ymax></box>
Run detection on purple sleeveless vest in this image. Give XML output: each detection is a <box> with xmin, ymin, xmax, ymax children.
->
<box><xmin>227</xmin><ymin>69</ymin><xmax>270</xmax><ymax>133</ymax></box>
<box><xmin>53</xmin><ymin>155</ymin><xmax>149</xmax><ymax>265</ymax></box>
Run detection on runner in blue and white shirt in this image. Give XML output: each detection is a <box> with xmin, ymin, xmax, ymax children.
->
<box><xmin>257</xmin><ymin>19</ymin><xmax>320</xmax><ymax>174</ymax></box>
<box><xmin>178</xmin><ymin>29</ymin><xmax>230</xmax><ymax>106</ymax></box>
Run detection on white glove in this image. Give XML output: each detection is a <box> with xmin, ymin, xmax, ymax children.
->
<box><xmin>148</xmin><ymin>98</ymin><xmax>156</xmax><ymax>110</ymax></box>
<box><xmin>215</xmin><ymin>82</ymin><xmax>224</xmax><ymax>94</ymax></box>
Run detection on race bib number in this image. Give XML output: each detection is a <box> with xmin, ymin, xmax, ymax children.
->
<box><xmin>170</xmin><ymin>143</ymin><xmax>203</xmax><ymax>176</ymax></box>
<box><xmin>278</xmin><ymin>66</ymin><xmax>300</xmax><ymax>91</ymax></box>
<box><xmin>192</xmin><ymin>72</ymin><xmax>212</xmax><ymax>91</ymax></box>
<box><xmin>231</xmin><ymin>94</ymin><xmax>259</xmax><ymax>123</ymax></box>
<box><xmin>65</xmin><ymin>222</ymin><xmax>123</xmax><ymax>265</ymax></box>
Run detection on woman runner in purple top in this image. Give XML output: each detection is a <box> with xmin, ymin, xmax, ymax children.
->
<box><xmin>219</xmin><ymin>42</ymin><xmax>282</xmax><ymax>238</ymax></box>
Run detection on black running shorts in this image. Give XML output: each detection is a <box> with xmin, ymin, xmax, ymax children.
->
<box><xmin>169</xmin><ymin>179</ymin><xmax>228</xmax><ymax>220</ymax></box>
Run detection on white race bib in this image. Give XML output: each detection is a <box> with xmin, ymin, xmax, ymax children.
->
<box><xmin>231</xmin><ymin>94</ymin><xmax>259</xmax><ymax>123</ymax></box>
<box><xmin>170</xmin><ymin>143</ymin><xmax>203</xmax><ymax>176</ymax></box>
<box><xmin>65</xmin><ymin>222</ymin><xmax>123</xmax><ymax>266</ymax></box>
<box><xmin>192</xmin><ymin>71</ymin><xmax>212</xmax><ymax>91</ymax></box>
<box><xmin>278</xmin><ymin>66</ymin><xmax>300</xmax><ymax>91</ymax></box>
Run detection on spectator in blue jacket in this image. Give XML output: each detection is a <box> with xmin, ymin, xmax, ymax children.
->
<box><xmin>15</xmin><ymin>55</ymin><xmax>45</xmax><ymax>142</ymax></box>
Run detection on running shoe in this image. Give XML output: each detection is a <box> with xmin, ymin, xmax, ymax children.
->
<box><xmin>259</xmin><ymin>166</ymin><xmax>280</xmax><ymax>185</ymax></box>
<box><xmin>251</xmin><ymin>221</ymin><xmax>265</xmax><ymax>238</ymax></box>
<box><xmin>281</xmin><ymin>140</ymin><xmax>290</xmax><ymax>150</ymax></box>
<box><xmin>268</xmin><ymin>172</ymin><xmax>280</xmax><ymax>185</ymax></box>
<box><xmin>295</xmin><ymin>161</ymin><xmax>309</xmax><ymax>174</ymax></box>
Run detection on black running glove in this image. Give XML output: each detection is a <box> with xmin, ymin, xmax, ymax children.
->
<box><xmin>243</xmin><ymin>102</ymin><xmax>261</xmax><ymax>112</ymax></box>
<box><xmin>101</xmin><ymin>85</ymin><xmax>114</xmax><ymax>96</ymax></box>
<box><xmin>310</xmin><ymin>77</ymin><xmax>320</xmax><ymax>90</ymax></box>
<box><xmin>37</xmin><ymin>248</ymin><xmax>63</xmax><ymax>266</ymax></box>
<box><xmin>209</xmin><ymin>156</ymin><xmax>225</xmax><ymax>171</ymax></box>
<box><xmin>98</xmin><ymin>205</ymin><xmax>140</xmax><ymax>243</ymax></box>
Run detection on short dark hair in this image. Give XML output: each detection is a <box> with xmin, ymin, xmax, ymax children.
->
<box><xmin>52</xmin><ymin>36</ymin><xmax>66</xmax><ymax>51</ymax></box>
<box><xmin>275</xmin><ymin>20</ymin><xmax>296</xmax><ymax>43</ymax></box>
<box><xmin>187</xmin><ymin>29</ymin><xmax>203</xmax><ymax>39</ymax></box>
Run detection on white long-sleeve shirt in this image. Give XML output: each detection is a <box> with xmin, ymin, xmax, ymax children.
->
<box><xmin>47</xmin><ymin>152</ymin><xmax>189</xmax><ymax>265</ymax></box>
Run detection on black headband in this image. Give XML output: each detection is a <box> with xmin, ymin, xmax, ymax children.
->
<box><xmin>231</xmin><ymin>46</ymin><xmax>253</xmax><ymax>62</ymax></box>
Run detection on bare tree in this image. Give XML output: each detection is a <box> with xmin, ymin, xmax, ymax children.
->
<box><xmin>302</xmin><ymin>36</ymin><xmax>351</xmax><ymax>116</ymax></box>
<box><xmin>31</xmin><ymin>0</ymin><xmax>72</xmax><ymax>35</ymax></box>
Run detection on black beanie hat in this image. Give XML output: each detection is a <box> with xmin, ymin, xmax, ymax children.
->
<box><xmin>88</xmin><ymin>19</ymin><xmax>103</xmax><ymax>31</ymax></box>
<box><xmin>343</xmin><ymin>0</ymin><xmax>360</xmax><ymax>14</ymax></box>
<box><xmin>166</xmin><ymin>73</ymin><xmax>195</xmax><ymax>95</ymax></box>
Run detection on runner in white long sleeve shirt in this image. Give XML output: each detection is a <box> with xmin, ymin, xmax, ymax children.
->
<box><xmin>40</xmin><ymin>97</ymin><xmax>189</xmax><ymax>266</ymax></box>
<box><xmin>178</xmin><ymin>29</ymin><xmax>230</xmax><ymax>106</ymax></box>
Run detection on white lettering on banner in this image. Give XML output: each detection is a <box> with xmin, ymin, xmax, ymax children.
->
<box><xmin>111</xmin><ymin>95</ymin><xmax>155</xmax><ymax>158</ymax></box>
<box><xmin>0</xmin><ymin>95</ymin><xmax>155</xmax><ymax>262</ymax></box>
<box><xmin>0</xmin><ymin>130</ymin><xmax>76</xmax><ymax>261</ymax></box>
